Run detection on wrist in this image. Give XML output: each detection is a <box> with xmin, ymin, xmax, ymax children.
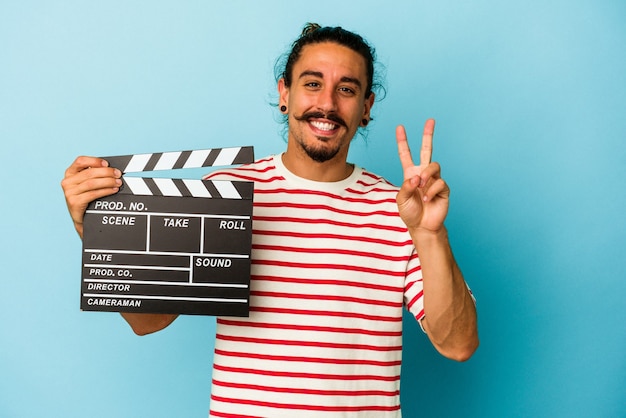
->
<box><xmin>409</xmin><ymin>225</ymin><xmax>447</xmax><ymax>238</ymax></box>
<box><xmin>408</xmin><ymin>226</ymin><xmax>449</xmax><ymax>248</ymax></box>
<box><xmin>74</xmin><ymin>221</ymin><xmax>84</xmax><ymax>239</ymax></box>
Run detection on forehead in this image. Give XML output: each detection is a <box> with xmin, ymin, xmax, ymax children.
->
<box><xmin>294</xmin><ymin>42</ymin><xmax>368</xmax><ymax>83</ymax></box>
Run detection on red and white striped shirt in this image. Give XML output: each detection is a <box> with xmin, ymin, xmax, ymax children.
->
<box><xmin>204</xmin><ymin>155</ymin><xmax>424</xmax><ymax>418</ymax></box>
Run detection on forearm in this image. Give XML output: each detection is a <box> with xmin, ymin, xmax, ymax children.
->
<box><xmin>411</xmin><ymin>227</ymin><xmax>478</xmax><ymax>361</ymax></box>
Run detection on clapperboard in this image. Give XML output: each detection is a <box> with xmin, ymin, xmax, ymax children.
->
<box><xmin>81</xmin><ymin>146</ymin><xmax>254</xmax><ymax>317</ymax></box>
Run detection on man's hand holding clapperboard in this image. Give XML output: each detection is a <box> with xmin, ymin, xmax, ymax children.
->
<box><xmin>80</xmin><ymin>146</ymin><xmax>254</xmax><ymax>317</ymax></box>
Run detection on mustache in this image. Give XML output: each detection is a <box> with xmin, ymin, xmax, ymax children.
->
<box><xmin>293</xmin><ymin>111</ymin><xmax>347</xmax><ymax>128</ymax></box>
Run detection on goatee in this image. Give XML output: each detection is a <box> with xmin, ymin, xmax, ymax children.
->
<box><xmin>301</xmin><ymin>141</ymin><xmax>341</xmax><ymax>163</ymax></box>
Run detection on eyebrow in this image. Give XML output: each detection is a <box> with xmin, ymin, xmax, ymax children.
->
<box><xmin>298</xmin><ymin>70</ymin><xmax>363</xmax><ymax>89</ymax></box>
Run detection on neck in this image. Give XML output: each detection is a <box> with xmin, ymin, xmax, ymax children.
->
<box><xmin>281</xmin><ymin>146</ymin><xmax>354</xmax><ymax>182</ymax></box>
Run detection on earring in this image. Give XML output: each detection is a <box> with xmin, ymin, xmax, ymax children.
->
<box><xmin>361</xmin><ymin>118</ymin><xmax>369</xmax><ymax>126</ymax></box>
<box><xmin>280</xmin><ymin>105</ymin><xmax>287</xmax><ymax>113</ymax></box>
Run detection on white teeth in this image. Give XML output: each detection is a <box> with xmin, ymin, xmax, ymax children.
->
<box><xmin>310</xmin><ymin>121</ymin><xmax>337</xmax><ymax>131</ymax></box>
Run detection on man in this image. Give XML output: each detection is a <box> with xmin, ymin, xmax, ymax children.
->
<box><xmin>62</xmin><ymin>23</ymin><xmax>478</xmax><ymax>417</ymax></box>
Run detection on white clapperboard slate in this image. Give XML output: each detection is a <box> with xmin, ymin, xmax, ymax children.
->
<box><xmin>81</xmin><ymin>146</ymin><xmax>254</xmax><ymax>317</ymax></box>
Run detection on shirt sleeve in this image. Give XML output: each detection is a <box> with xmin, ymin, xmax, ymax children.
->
<box><xmin>403</xmin><ymin>249</ymin><xmax>425</xmax><ymax>323</ymax></box>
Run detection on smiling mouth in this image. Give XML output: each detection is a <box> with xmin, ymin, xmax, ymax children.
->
<box><xmin>295</xmin><ymin>111</ymin><xmax>347</xmax><ymax>133</ymax></box>
<box><xmin>309</xmin><ymin>120</ymin><xmax>339</xmax><ymax>132</ymax></box>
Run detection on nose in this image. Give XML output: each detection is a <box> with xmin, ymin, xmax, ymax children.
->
<box><xmin>316</xmin><ymin>86</ymin><xmax>338</xmax><ymax>113</ymax></box>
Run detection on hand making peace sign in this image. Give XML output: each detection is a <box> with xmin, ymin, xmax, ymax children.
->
<box><xmin>396</xmin><ymin>119</ymin><xmax>450</xmax><ymax>233</ymax></box>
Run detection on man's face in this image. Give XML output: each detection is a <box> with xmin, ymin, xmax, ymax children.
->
<box><xmin>279</xmin><ymin>42</ymin><xmax>374</xmax><ymax>163</ymax></box>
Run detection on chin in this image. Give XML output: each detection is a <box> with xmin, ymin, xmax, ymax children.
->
<box><xmin>302</xmin><ymin>142</ymin><xmax>341</xmax><ymax>163</ymax></box>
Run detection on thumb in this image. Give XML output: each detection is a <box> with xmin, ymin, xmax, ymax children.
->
<box><xmin>396</xmin><ymin>176</ymin><xmax>420</xmax><ymax>206</ymax></box>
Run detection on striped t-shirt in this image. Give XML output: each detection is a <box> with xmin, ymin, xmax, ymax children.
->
<box><xmin>204</xmin><ymin>154</ymin><xmax>424</xmax><ymax>418</ymax></box>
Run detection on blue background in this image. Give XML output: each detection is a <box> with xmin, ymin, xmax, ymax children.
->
<box><xmin>1</xmin><ymin>1</ymin><xmax>624</xmax><ymax>417</ymax></box>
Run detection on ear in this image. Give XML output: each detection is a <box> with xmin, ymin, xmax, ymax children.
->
<box><xmin>278</xmin><ymin>78</ymin><xmax>289</xmax><ymax>108</ymax></box>
<box><xmin>362</xmin><ymin>92</ymin><xmax>375</xmax><ymax>120</ymax></box>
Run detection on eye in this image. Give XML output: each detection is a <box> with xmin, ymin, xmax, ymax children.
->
<box><xmin>338</xmin><ymin>86</ymin><xmax>356</xmax><ymax>96</ymax></box>
<box><xmin>304</xmin><ymin>81</ymin><xmax>321</xmax><ymax>89</ymax></box>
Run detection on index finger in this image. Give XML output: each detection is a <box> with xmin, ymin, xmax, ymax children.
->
<box><xmin>395</xmin><ymin>124</ymin><xmax>415</xmax><ymax>171</ymax></box>
<box><xmin>420</xmin><ymin>118</ymin><xmax>435</xmax><ymax>168</ymax></box>
<box><xmin>65</xmin><ymin>156</ymin><xmax>109</xmax><ymax>177</ymax></box>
